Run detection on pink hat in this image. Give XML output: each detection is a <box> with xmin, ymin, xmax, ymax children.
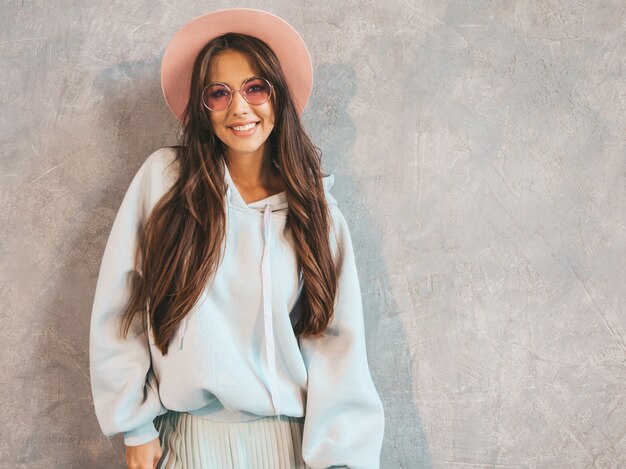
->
<box><xmin>161</xmin><ymin>8</ymin><xmax>313</xmax><ymax>121</ymax></box>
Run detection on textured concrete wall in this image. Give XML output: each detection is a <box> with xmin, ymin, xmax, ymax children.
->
<box><xmin>1</xmin><ymin>1</ymin><xmax>624</xmax><ymax>468</ymax></box>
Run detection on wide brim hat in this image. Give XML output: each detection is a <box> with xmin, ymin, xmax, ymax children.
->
<box><xmin>161</xmin><ymin>8</ymin><xmax>313</xmax><ymax>121</ymax></box>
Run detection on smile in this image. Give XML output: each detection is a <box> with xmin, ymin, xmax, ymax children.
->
<box><xmin>229</xmin><ymin>122</ymin><xmax>258</xmax><ymax>131</ymax></box>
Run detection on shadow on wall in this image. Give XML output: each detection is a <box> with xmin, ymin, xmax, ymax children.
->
<box><xmin>10</xmin><ymin>55</ymin><xmax>175</xmax><ymax>466</ymax></box>
<box><xmin>305</xmin><ymin>63</ymin><xmax>433</xmax><ymax>469</ymax></box>
<box><xmin>0</xmin><ymin>51</ymin><xmax>161</xmax><ymax>469</ymax></box>
<box><xmin>91</xmin><ymin>56</ymin><xmax>180</xmax><ymax>169</ymax></box>
<box><xmin>85</xmin><ymin>58</ymin><xmax>176</xmax><ymax>467</ymax></box>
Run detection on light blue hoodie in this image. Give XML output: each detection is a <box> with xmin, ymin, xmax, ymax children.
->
<box><xmin>89</xmin><ymin>146</ymin><xmax>385</xmax><ymax>469</ymax></box>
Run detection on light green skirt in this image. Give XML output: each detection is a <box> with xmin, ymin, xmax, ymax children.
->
<box><xmin>154</xmin><ymin>411</ymin><xmax>311</xmax><ymax>469</ymax></box>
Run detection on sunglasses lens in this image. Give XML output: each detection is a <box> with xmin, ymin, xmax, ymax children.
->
<box><xmin>242</xmin><ymin>78</ymin><xmax>271</xmax><ymax>105</ymax></box>
<box><xmin>203</xmin><ymin>84</ymin><xmax>230</xmax><ymax>111</ymax></box>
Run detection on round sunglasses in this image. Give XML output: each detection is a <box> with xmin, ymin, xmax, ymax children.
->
<box><xmin>202</xmin><ymin>76</ymin><xmax>274</xmax><ymax>112</ymax></box>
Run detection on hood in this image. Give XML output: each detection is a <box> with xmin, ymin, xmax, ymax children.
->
<box><xmin>222</xmin><ymin>160</ymin><xmax>338</xmax><ymax>210</ymax></box>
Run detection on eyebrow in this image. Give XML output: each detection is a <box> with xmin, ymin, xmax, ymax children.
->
<box><xmin>207</xmin><ymin>75</ymin><xmax>261</xmax><ymax>87</ymax></box>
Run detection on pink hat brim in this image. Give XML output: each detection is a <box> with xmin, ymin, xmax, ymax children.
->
<box><xmin>161</xmin><ymin>8</ymin><xmax>313</xmax><ymax>121</ymax></box>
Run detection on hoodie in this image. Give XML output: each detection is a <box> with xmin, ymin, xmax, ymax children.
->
<box><xmin>89</xmin><ymin>146</ymin><xmax>385</xmax><ymax>469</ymax></box>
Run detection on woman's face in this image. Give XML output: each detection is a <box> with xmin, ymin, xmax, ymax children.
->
<box><xmin>207</xmin><ymin>49</ymin><xmax>275</xmax><ymax>161</ymax></box>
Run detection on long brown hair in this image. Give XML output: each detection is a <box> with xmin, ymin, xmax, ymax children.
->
<box><xmin>119</xmin><ymin>33</ymin><xmax>338</xmax><ymax>355</ymax></box>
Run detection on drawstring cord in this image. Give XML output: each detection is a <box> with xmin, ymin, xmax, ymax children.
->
<box><xmin>178</xmin><ymin>316</ymin><xmax>187</xmax><ymax>350</ymax></box>
<box><xmin>262</xmin><ymin>203</ymin><xmax>282</xmax><ymax>422</ymax></box>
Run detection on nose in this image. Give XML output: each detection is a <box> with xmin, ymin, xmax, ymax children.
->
<box><xmin>230</xmin><ymin>89</ymin><xmax>250</xmax><ymax>115</ymax></box>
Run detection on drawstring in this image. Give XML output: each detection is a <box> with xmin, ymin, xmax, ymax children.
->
<box><xmin>178</xmin><ymin>316</ymin><xmax>187</xmax><ymax>350</ymax></box>
<box><xmin>262</xmin><ymin>203</ymin><xmax>282</xmax><ymax>422</ymax></box>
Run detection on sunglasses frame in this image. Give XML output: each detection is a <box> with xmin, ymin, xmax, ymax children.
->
<box><xmin>201</xmin><ymin>76</ymin><xmax>274</xmax><ymax>112</ymax></box>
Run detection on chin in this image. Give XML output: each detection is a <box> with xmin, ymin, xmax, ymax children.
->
<box><xmin>226</xmin><ymin>144</ymin><xmax>265</xmax><ymax>156</ymax></box>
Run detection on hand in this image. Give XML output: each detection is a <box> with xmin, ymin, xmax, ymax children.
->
<box><xmin>125</xmin><ymin>437</ymin><xmax>163</xmax><ymax>469</ymax></box>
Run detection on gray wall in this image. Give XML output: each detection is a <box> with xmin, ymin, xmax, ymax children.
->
<box><xmin>1</xmin><ymin>1</ymin><xmax>624</xmax><ymax>468</ymax></box>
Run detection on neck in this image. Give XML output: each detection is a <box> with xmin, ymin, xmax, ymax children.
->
<box><xmin>223</xmin><ymin>150</ymin><xmax>280</xmax><ymax>190</ymax></box>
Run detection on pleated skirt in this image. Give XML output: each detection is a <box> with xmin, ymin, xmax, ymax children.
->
<box><xmin>153</xmin><ymin>411</ymin><xmax>311</xmax><ymax>469</ymax></box>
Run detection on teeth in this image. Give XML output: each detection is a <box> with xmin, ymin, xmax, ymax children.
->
<box><xmin>231</xmin><ymin>122</ymin><xmax>257</xmax><ymax>131</ymax></box>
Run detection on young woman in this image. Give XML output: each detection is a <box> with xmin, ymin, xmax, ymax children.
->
<box><xmin>89</xmin><ymin>8</ymin><xmax>385</xmax><ymax>469</ymax></box>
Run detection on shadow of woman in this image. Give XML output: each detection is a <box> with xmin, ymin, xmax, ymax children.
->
<box><xmin>304</xmin><ymin>62</ymin><xmax>432</xmax><ymax>469</ymax></box>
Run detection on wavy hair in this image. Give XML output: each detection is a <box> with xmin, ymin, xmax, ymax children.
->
<box><xmin>119</xmin><ymin>33</ymin><xmax>338</xmax><ymax>355</ymax></box>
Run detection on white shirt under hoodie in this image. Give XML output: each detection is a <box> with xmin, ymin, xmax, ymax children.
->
<box><xmin>89</xmin><ymin>146</ymin><xmax>385</xmax><ymax>469</ymax></box>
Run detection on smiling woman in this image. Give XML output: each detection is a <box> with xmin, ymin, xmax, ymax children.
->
<box><xmin>89</xmin><ymin>8</ymin><xmax>385</xmax><ymax>469</ymax></box>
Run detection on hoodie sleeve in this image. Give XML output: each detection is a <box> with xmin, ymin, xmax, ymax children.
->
<box><xmin>299</xmin><ymin>204</ymin><xmax>385</xmax><ymax>469</ymax></box>
<box><xmin>89</xmin><ymin>151</ymin><xmax>168</xmax><ymax>447</ymax></box>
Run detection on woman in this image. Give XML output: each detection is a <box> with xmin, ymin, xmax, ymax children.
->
<box><xmin>89</xmin><ymin>8</ymin><xmax>385</xmax><ymax>469</ymax></box>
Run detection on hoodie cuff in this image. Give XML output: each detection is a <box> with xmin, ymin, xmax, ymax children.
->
<box><xmin>123</xmin><ymin>421</ymin><xmax>159</xmax><ymax>446</ymax></box>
